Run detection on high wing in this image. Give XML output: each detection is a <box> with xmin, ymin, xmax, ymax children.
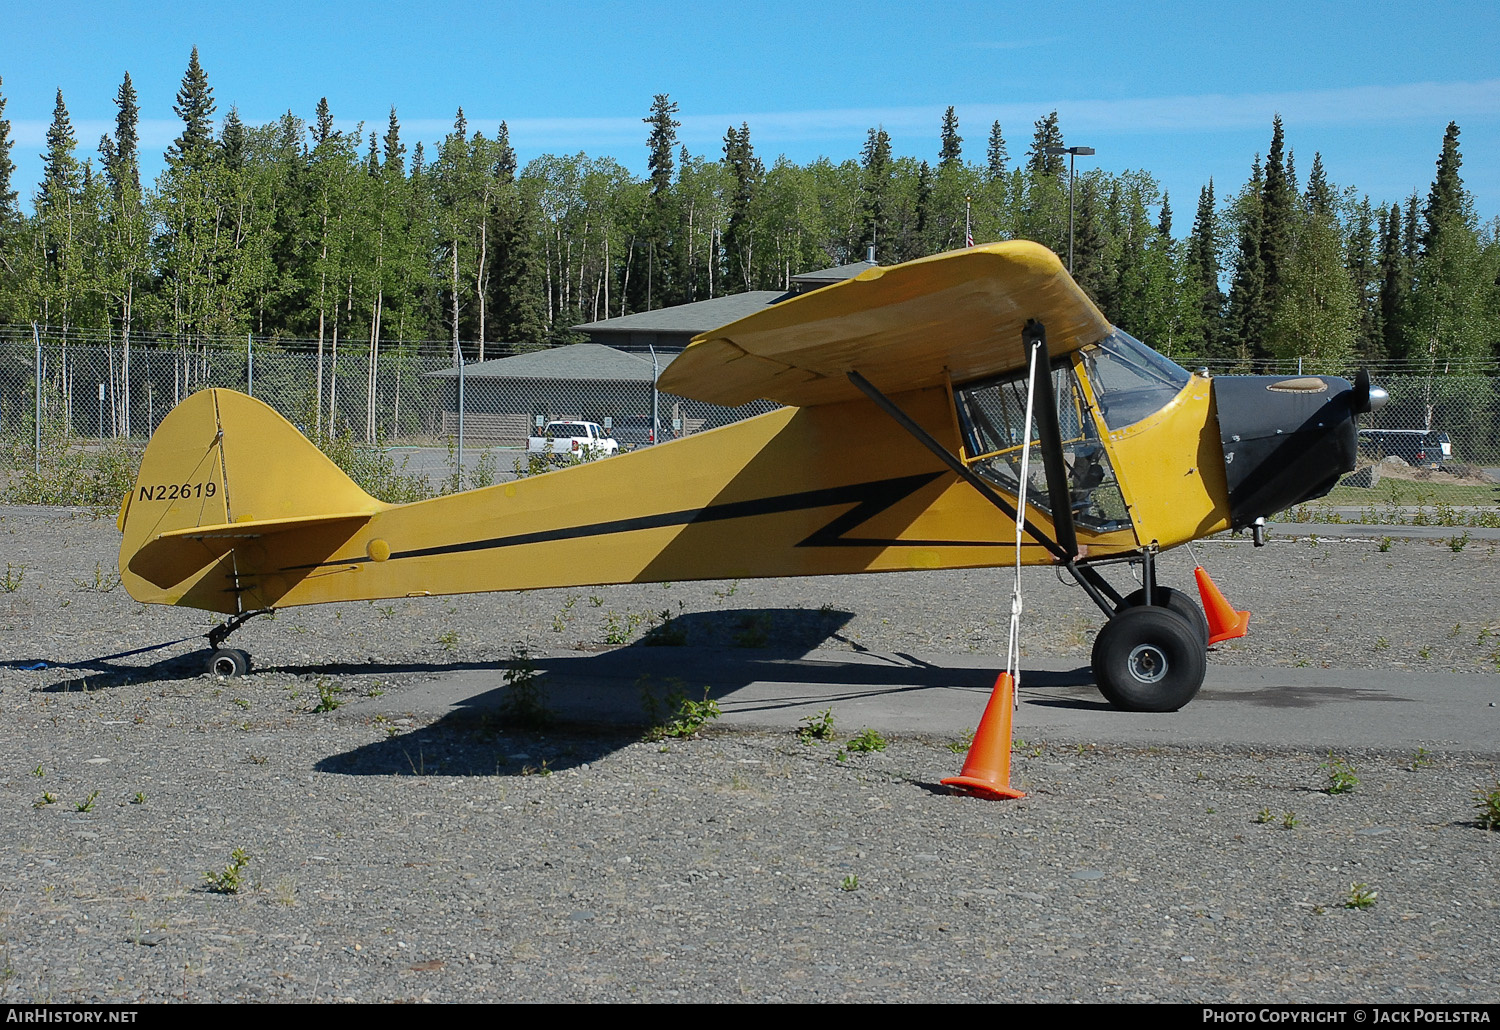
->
<box><xmin>658</xmin><ymin>240</ymin><xmax>1112</xmax><ymax>408</ymax></box>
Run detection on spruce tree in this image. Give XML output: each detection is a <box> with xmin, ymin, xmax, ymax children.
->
<box><xmin>939</xmin><ymin>106</ymin><xmax>962</xmax><ymax>170</ymax></box>
<box><xmin>1226</xmin><ymin>158</ymin><xmax>1267</xmax><ymax>363</ymax></box>
<box><xmin>1026</xmin><ymin>111</ymin><xmax>1064</xmax><ymax>176</ymax></box>
<box><xmin>1069</xmin><ymin>178</ymin><xmax>1108</xmax><ymax>306</ymax></box>
<box><xmin>1421</xmin><ymin>121</ymin><xmax>1464</xmax><ymax>255</ymax></box>
<box><xmin>168</xmin><ymin>47</ymin><xmax>216</xmax><ymax>170</ymax></box>
<box><xmin>1258</xmin><ymin>115</ymin><xmax>1293</xmax><ymax>312</ymax></box>
<box><xmin>1185</xmin><ymin>181</ymin><xmax>1225</xmax><ymax>354</ymax></box>
<box><xmin>1267</xmin><ymin>153</ymin><xmax>1356</xmax><ymax>369</ymax></box>
<box><xmin>108</xmin><ymin>72</ymin><xmax>140</xmax><ymax>195</ymax></box>
<box><xmin>1378</xmin><ymin>201</ymin><xmax>1409</xmax><ymax>359</ymax></box>
<box><xmin>640</xmin><ymin>94</ymin><xmax>680</xmax><ymax>308</ymax></box>
<box><xmin>985</xmin><ymin>120</ymin><xmax>1008</xmax><ymax>179</ymax></box>
<box><xmin>1304</xmin><ymin>152</ymin><xmax>1333</xmax><ymax>218</ymax></box>
<box><xmin>860</xmin><ymin>126</ymin><xmax>893</xmax><ymax>259</ymax></box>
<box><xmin>1407</xmin><ymin>122</ymin><xmax>1494</xmax><ymax>362</ymax></box>
<box><xmin>0</xmin><ymin>76</ymin><xmax>19</xmax><ymax>323</ymax></box>
<box><xmin>36</xmin><ymin>90</ymin><xmax>84</xmax><ymax>329</ymax></box>
<box><xmin>644</xmin><ymin>94</ymin><xmax>679</xmax><ymax>197</ymax></box>
<box><xmin>38</xmin><ymin>90</ymin><xmax>80</xmax><ymax>212</ymax></box>
<box><xmin>1346</xmin><ymin>196</ymin><xmax>1382</xmax><ymax>362</ymax></box>
<box><xmin>1157</xmin><ymin>192</ymin><xmax>1172</xmax><ymax>238</ymax></box>
<box><xmin>0</xmin><ymin>76</ymin><xmax>15</xmax><ymax>220</ymax></box>
<box><xmin>383</xmin><ymin>107</ymin><xmax>405</xmax><ymax>177</ymax></box>
<box><xmin>220</xmin><ymin>106</ymin><xmax>247</xmax><ymax>170</ymax></box>
<box><xmin>311</xmin><ymin>97</ymin><xmax>336</xmax><ymax>147</ymax></box>
<box><xmin>723</xmin><ymin>123</ymin><xmax>762</xmax><ymax>290</ymax></box>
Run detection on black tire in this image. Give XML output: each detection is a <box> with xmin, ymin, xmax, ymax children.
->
<box><xmin>1092</xmin><ymin>605</ymin><xmax>1206</xmax><ymax>712</ymax></box>
<box><xmin>209</xmin><ymin>647</ymin><xmax>251</xmax><ymax>678</ymax></box>
<box><xmin>1117</xmin><ymin>586</ymin><xmax>1211</xmax><ymax>651</ymax></box>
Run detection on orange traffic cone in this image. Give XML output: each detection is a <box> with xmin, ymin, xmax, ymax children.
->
<box><xmin>942</xmin><ymin>671</ymin><xmax>1026</xmax><ymax>800</ymax></box>
<box><xmin>1194</xmin><ymin>566</ymin><xmax>1250</xmax><ymax>645</ymax></box>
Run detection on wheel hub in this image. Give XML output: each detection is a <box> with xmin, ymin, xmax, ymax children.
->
<box><xmin>1126</xmin><ymin>643</ymin><xmax>1168</xmax><ymax>684</ymax></box>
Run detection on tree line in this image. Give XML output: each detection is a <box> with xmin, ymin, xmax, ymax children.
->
<box><xmin>1</xmin><ymin>50</ymin><xmax>1497</xmax><ymax>376</ymax></box>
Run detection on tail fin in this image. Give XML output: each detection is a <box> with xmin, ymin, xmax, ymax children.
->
<box><xmin>119</xmin><ymin>390</ymin><xmax>383</xmax><ymax>613</ymax></box>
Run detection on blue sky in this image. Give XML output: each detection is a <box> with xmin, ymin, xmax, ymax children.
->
<box><xmin>5</xmin><ymin>0</ymin><xmax>1498</xmax><ymax>230</ymax></box>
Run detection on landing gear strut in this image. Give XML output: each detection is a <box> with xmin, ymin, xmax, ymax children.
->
<box><xmin>206</xmin><ymin>608</ymin><xmax>274</xmax><ymax>677</ymax></box>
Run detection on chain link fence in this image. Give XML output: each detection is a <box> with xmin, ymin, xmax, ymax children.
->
<box><xmin>2</xmin><ymin>324</ymin><xmax>1496</xmax><ymax>523</ymax></box>
<box><xmin>0</xmin><ymin>325</ymin><xmax>778</xmax><ymax>504</ymax></box>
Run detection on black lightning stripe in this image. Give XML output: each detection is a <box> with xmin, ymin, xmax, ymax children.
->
<box><xmin>282</xmin><ymin>470</ymin><xmax>1018</xmax><ymax>572</ymax></box>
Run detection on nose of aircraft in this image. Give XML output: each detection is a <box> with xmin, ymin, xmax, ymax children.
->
<box><xmin>1211</xmin><ymin>373</ymin><xmax>1381</xmax><ymax>528</ymax></box>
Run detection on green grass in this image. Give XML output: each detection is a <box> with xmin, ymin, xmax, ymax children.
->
<box><xmin>1322</xmin><ymin>480</ymin><xmax>1499</xmax><ymax>507</ymax></box>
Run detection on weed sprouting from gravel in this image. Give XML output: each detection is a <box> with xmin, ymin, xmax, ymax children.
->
<box><xmin>640</xmin><ymin>677</ymin><xmax>721</xmax><ymax>740</ymax></box>
<box><xmin>1474</xmin><ymin>782</ymin><xmax>1500</xmax><ymax>830</ymax></box>
<box><xmin>796</xmin><ymin>707</ymin><xmax>836</xmax><ymax>745</ymax></box>
<box><xmin>499</xmin><ymin>645</ymin><xmax>552</xmax><ymax>729</ymax></box>
<box><xmin>2</xmin><ymin>564</ymin><xmax>24</xmax><ymax>592</ymax></box>
<box><xmin>1322</xmin><ymin>753</ymin><xmax>1360</xmax><ymax>794</ymax></box>
<box><xmin>1408</xmin><ymin>748</ymin><xmax>1434</xmax><ymax>771</ymax></box>
<box><xmin>643</xmin><ymin>605</ymin><xmax>688</xmax><ymax>646</ymax></box>
<box><xmin>837</xmin><ymin>728</ymin><xmax>888</xmax><ymax>761</ymax></box>
<box><xmin>1254</xmin><ymin>808</ymin><xmax>1273</xmax><ymax>824</ymax></box>
<box><xmin>1281</xmin><ymin>811</ymin><xmax>1302</xmax><ymax>830</ymax></box>
<box><xmin>34</xmin><ymin>792</ymin><xmax>56</xmax><ymax>808</ymax></box>
<box><xmin>604</xmin><ymin>610</ymin><xmax>643</xmax><ymax>645</ymax></box>
<box><xmin>204</xmin><ymin>848</ymin><xmax>251</xmax><ymax>894</ymax></box>
<box><xmin>840</xmin><ymin>875</ymin><xmax>859</xmax><ymax>892</ymax></box>
<box><xmin>1343</xmin><ymin>882</ymin><xmax>1378</xmax><ymax>909</ymax></box>
<box><xmin>72</xmin><ymin>561</ymin><xmax>120</xmax><ymax>593</ymax></box>
<box><xmin>312</xmin><ymin>679</ymin><xmax>343</xmax><ymax>713</ymax></box>
<box><xmin>948</xmin><ymin>729</ymin><xmax>975</xmax><ymax>755</ymax></box>
<box><xmin>75</xmin><ymin>790</ymin><xmax>99</xmax><ymax>812</ymax></box>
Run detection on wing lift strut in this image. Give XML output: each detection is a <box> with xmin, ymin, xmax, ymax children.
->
<box><xmin>846</xmin><ymin>318</ymin><xmax>1157</xmax><ymax>622</ymax></box>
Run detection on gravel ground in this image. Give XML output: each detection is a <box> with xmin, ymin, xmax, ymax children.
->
<box><xmin>1</xmin><ymin>505</ymin><xmax>1498</xmax><ymax>1004</ymax></box>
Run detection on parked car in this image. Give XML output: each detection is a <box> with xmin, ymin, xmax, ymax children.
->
<box><xmin>609</xmin><ymin>416</ymin><xmax>659</xmax><ymax>450</ymax></box>
<box><xmin>1357</xmin><ymin>428</ymin><xmax>1454</xmax><ymax>468</ymax></box>
<box><xmin>526</xmin><ymin>421</ymin><xmax>619</xmax><ymax>462</ymax></box>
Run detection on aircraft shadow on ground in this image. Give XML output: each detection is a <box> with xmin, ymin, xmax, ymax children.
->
<box><xmin>8</xmin><ymin>605</ymin><xmax>1099</xmax><ymax>773</ymax></box>
<box><xmin>316</xmin><ymin>607</ymin><xmax>1100</xmax><ymax>778</ymax></box>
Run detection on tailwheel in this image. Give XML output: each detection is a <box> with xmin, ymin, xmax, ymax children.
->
<box><xmin>1117</xmin><ymin>586</ymin><xmax>1211</xmax><ymax>651</ymax></box>
<box><xmin>1092</xmin><ymin>605</ymin><xmax>1205</xmax><ymax>712</ymax></box>
<box><xmin>209</xmin><ymin>648</ymin><xmax>252</xmax><ymax>678</ymax></box>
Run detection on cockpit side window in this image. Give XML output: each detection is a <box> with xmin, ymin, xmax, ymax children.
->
<box><xmin>955</xmin><ymin>363</ymin><xmax>1132</xmax><ymax>534</ymax></box>
<box><xmin>1080</xmin><ymin>329</ymin><xmax>1192</xmax><ymax>431</ymax></box>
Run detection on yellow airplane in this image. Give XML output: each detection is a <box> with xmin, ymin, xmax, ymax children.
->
<box><xmin>116</xmin><ymin>241</ymin><xmax>1383</xmax><ymax>711</ymax></box>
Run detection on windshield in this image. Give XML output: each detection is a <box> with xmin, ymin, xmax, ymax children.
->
<box><xmin>1079</xmin><ymin>329</ymin><xmax>1192</xmax><ymax>430</ymax></box>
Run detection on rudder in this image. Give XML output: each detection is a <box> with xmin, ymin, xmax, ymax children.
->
<box><xmin>118</xmin><ymin>390</ymin><xmax>382</xmax><ymax>612</ymax></box>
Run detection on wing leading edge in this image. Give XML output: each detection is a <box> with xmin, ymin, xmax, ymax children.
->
<box><xmin>658</xmin><ymin>240</ymin><xmax>1111</xmax><ymax>408</ymax></box>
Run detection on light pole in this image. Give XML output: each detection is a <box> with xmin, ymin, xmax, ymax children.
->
<box><xmin>1043</xmin><ymin>145</ymin><xmax>1095</xmax><ymax>273</ymax></box>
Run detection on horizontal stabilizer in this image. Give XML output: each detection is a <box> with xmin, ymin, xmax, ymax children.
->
<box><xmin>152</xmin><ymin>511</ymin><xmax>374</xmax><ymax>543</ymax></box>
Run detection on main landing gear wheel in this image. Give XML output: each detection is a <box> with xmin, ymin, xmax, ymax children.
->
<box><xmin>209</xmin><ymin>647</ymin><xmax>252</xmax><ymax>678</ymax></box>
<box><xmin>1091</xmin><ymin>605</ymin><xmax>1205</xmax><ymax>712</ymax></box>
<box><xmin>1117</xmin><ymin>586</ymin><xmax>1211</xmax><ymax>651</ymax></box>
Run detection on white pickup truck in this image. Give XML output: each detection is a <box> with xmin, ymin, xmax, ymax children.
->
<box><xmin>525</xmin><ymin>421</ymin><xmax>619</xmax><ymax>461</ymax></box>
